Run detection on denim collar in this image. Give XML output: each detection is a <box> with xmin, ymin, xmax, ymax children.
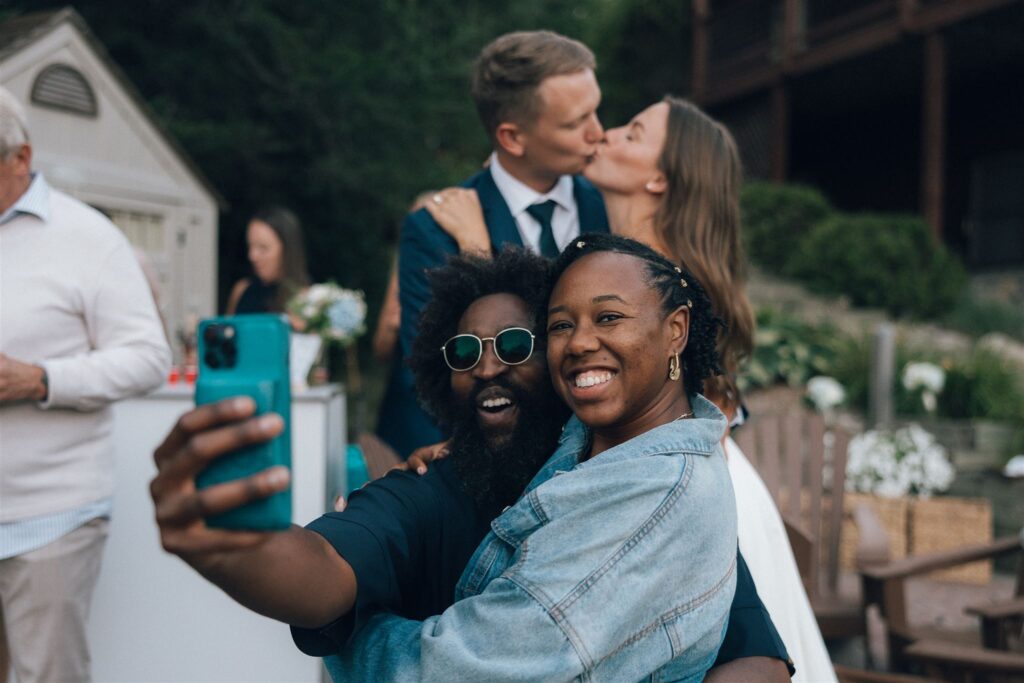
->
<box><xmin>523</xmin><ymin>393</ymin><xmax>726</xmax><ymax>494</ymax></box>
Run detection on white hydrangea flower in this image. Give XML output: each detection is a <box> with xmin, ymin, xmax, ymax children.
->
<box><xmin>846</xmin><ymin>423</ymin><xmax>955</xmax><ymax>497</ymax></box>
<box><xmin>902</xmin><ymin>362</ymin><xmax>945</xmax><ymax>393</ymax></box>
<box><xmin>806</xmin><ymin>376</ymin><xmax>846</xmax><ymax>412</ymax></box>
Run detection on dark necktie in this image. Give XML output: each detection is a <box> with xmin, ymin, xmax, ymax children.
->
<box><xmin>525</xmin><ymin>200</ymin><xmax>560</xmax><ymax>258</ymax></box>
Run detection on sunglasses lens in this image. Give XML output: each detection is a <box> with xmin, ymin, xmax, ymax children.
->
<box><xmin>445</xmin><ymin>335</ymin><xmax>482</xmax><ymax>370</ymax></box>
<box><xmin>495</xmin><ymin>328</ymin><xmax>533</xmax><ymax>365</ymax></box>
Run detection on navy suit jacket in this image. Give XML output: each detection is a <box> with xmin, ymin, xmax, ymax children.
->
<box><xmin>374</xmin><ymin>168</ymin><xmax>609</xmax><ymax>457</ymax></box>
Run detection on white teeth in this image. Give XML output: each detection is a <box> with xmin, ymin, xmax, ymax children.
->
<box><xmin>481</xmin><ymin>397</ymin><xmax>512</xmax><ymax>408</ymax></box>
<box><xmin>574</xmin><ymin>371</ymin><xmax>614</xmax><ymax>388</ymax></box>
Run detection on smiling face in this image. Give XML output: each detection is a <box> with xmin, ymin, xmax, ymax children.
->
<box><xmin>449</xmin><ymin>293</ymin><xmax>548</xmax><ymax>450</ymax></box>
<box><xmin>584</xmin><ymin>101</ymin><xmax>669</xmax><ymax>197</ymax></box>
<box><xmin>247</xmin><ymin>219</ymin><xmax>284</xmax><ymax>284</ymax></box>
<box><xmin>546</xmin><ymin>251</ymin><xmax>690</xmax><ymax>450</ymax></box>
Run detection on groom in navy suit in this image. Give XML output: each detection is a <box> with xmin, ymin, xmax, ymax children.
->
<box><xmin>376</xmin><ymin>30</ymin><xmax>610</xmax><ymax>457</ymax></box>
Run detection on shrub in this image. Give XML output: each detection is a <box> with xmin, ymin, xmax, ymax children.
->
<box><xmin>938</xmin><ymin>350</ymin><xmax>1024</xmax><ymax>422</ymax></box>
<box><xmin>943</xmin><ymin>292</ymin><xmax>1024</xmax><ymax>341</ymax></box>
<box><xmin>740</xmin><ymin>182</ymin><xmax>833</xmax><ymax>275</ymax></box>
<box><xmin>739</xmin><ymin>307</ymin><xmax>847</xmax><ymax>393</ymax></box>
<box><xmin>789</xmin><ymin>213</ymin><xmax>967</xmax><ymax>319</ymax></box>
<box><xmin>830</xmin><ymin>335</ymin><xmax>872</xmax><ymax>414</ymax></box>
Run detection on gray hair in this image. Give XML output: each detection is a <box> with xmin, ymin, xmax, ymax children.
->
<box><xmin>0</xmin><ymin>86</ymin><xmax>30</xmax><ymax>160</ymax></box>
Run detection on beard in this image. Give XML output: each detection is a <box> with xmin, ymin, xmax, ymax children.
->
<box><xmin>448</xmin><ymin>378</ymin><xmax>570</xmax><ymax>519</ymax></box>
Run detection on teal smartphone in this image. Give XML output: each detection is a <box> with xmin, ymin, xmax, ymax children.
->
<box><xmin>194</xmin><ymin>314</ymin><xmax>292</xmax><ymax>530</ymax></box>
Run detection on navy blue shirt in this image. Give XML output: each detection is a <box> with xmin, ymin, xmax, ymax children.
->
<box><xmin>291</xmin><ymin>459</ymin><xmax>792</xmax><ymax>675</ymax></box>
<box><xmin>291</xmin><ymin>459</ymin><xmax>487</xmax><ymax>655</ymax></box>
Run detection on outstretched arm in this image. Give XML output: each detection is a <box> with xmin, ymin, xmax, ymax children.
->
<box><xmin>151</xmin><ymin>397</ymin><xmax>355</xmax><ymax>628</ymax></box>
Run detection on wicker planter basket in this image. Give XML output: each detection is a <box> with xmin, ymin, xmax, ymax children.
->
<box><xmin>839</xmin><ymin>494</ymin><xmax>993</xmax><ymax>585</ymax></box>
<box><xmin>909</xmin><ymin>496</ymin><xmax>993</xmax><ymax>584</ymax></box>
<box><xmin>840</xmin><ymin>492</ymin><xmax>910</xmax><ymax>570</ymax></box>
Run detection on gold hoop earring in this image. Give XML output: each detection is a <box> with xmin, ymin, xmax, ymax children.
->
<box><xmin>668</xmin><ymin>353</ymin><xmax>681</xmax><ymax>381</ymax></box>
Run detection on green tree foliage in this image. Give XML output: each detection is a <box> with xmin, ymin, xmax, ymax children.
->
<box><xmin>938</xmin><ymin>350</ymin><xmax>1024</xmax><ymax>422</ymax></box>
<box><xmin>7</xmin><ymin>0</ymin><xmax>615</xmax><ymax>318</ymax></box>
<box><xmin>585</xmin><ymin>0</ymin><xmax>692</xmax><ymax>126</ymax></box>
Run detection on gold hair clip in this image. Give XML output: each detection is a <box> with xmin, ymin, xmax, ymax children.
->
<box><xmin>680</xmin><ymin>278</ymin><xmax>688</xmax><ymax>288</ymax></box>
<box><xmin>674</xmin><ymin>266</ymin><xmax>682</xmax><ymax>273</ymax></box>
<box><xmin>576</xmin><ymin>240</ymin><xmax>586</xmax><ymax>249</ymax></box>
<box><xmin>686</xmin><ymin>299</ymin><xmax>693</xmax><ymax>308</ymax></box>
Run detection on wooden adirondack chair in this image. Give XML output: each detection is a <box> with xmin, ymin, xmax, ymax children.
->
<box><xmin>860</xmin><ymin>533</ymin><xmax>1024</xmax><ymax>676</ymax></box>
<box><xmin>733</xmin><ymin>411</ymin><xmax>891</xmax><ymax>640</ymax></box>
<box><xmin>834</xmin><ymin>664</ymin><xmax>944</xmax><ymax>683</ymax></box>
<box><xmin>356</xmin><ymin>432</ymin><xmax>403</xmax><ymax>480</ymax></box>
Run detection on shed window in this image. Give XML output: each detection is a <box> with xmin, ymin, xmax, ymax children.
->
<box><xmin>31</xmin><ymin>64</ymin><xmax>97</xmax><ymax>117</ymax></box>
<box><xmin>104</xmin><ymin>208</ymin><xmax>166</xmax><ymax>254</ymax></box>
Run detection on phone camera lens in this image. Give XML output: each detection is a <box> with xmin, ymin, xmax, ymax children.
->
<box><xmin>204</xmin><ymin>349</ymin><xmax>222</xmax><ymax>369</ymax></box>
<box><xmin>203</xmin><ymin>325</ymin><xmax>221</xmax><ymax>345</ymax></box>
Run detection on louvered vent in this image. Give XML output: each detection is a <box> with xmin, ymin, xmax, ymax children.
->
<box><xmin>30</xmin><ymin>64</ymin><xmax>97</xmax><ymax>117</ymax></box>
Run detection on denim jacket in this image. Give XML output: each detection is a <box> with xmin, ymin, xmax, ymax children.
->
<box><xmin>328</xmin><ymin>394</ymin><xmax>738</xmax><ymax>682</ymax></box>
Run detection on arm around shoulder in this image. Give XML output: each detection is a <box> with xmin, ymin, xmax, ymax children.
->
<box><xmin>333</xmin><ymin>461</ymin><xmax>737</xmax><ymax>682</ymax></box>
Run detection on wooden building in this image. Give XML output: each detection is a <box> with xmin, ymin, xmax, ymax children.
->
<box><xmin>0</xmin><ymin>8</ymin><xmax>223</xmax><ymax>344</ymax></box>
<box><xmin>692</xmin><ymin>0</ymin><xmax>1024</xmax><ymax>267</ymax></box>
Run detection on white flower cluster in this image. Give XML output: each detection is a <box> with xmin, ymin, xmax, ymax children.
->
<box><xmin>806</xmin><ymin>376</ymin><xmax>845</xmax><ymax>412</ymax></box>
<box><xmin>902</xmin><ymin>362</ymin><xmax>946</xmax><ymax>413</ymax></box>
<box><xmin>289</xmin><ymin>283</ymin><xmax>367</xmax><ymax>347</ymax></box>
<box><xmin>846</xmin><ymin>424</ymin><xmax>955</xmax><ymax>498</ymax></box>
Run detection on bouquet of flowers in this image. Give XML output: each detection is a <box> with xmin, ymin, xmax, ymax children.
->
<box><xmin>902</xmin><ymin>361</ymin><xmax>945</xmax><ymax>414</ymax></box>
<box><xmin>288</xmin><ymin>283</ymin><xmax>367</xmax><ymax>347</ymax></box>
<box><xmin>846</xmin><ymin>424</ymin><xmax>955</xmax><ymax>498</ymax></box>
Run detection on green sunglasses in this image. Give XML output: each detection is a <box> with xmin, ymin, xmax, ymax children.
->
<box><xmin>441</xmin><ymin>327</ymin><xmax>536</xmax><ymax>372</ymax></box>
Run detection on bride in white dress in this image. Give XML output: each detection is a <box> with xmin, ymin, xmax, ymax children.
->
<box><xmin>427</xmin><ymin>95</ymin><xmax>836</xmax><ymax>682</ymax></box>
<box><xmin>726</xmin><ymin>435</ymin><xmax>837</xmax><ymax>682</ymax></box>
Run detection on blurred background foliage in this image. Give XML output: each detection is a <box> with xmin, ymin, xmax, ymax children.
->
<box><xmin>3</xmin><ymin>0</ymin><xmax>690</xmax><ymax>331</ymax></box>
<box><xmin>741</xmin><ymin>182</ymin><xmax>1024</xmax><ymax>338</ymax></box>
<box><xmin>6</xmin><ymin>1</ymin><xmax>1019</xmax><ymax>437</ymax></box>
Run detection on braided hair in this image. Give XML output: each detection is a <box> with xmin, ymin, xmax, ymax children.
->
<box><xmin>550</xmin><ymin>233</ymin><xmax>723</xmax><ymax>397</ymax></box>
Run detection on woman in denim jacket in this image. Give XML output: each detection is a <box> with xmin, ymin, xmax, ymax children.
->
<box><xmin>330</xmin><ymin>234</ymin><xmax>740</xmax><ymax>682</ymax></box>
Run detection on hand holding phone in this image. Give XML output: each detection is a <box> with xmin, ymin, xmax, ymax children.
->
<box><xmin>193</xmin><ymin>315</ymin><xmax>292</xmax><ymax>530</ymax></box>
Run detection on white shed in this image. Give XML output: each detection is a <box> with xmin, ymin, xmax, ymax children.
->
<box><xmin>0</xmin><ymin>8</ymin><xmax>222</xmax><ymax>356</ymax></box>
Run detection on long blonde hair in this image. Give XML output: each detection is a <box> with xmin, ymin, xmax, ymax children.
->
<box><xmin>655</xmin><ymin>97</ymin><xmax>754</xmax><ymax>411</ymax></box>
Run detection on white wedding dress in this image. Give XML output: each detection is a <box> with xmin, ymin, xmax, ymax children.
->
<box><xmin>725</xmin><ymin>436</ymin><xmax>838</xmax><ymax>683</ymax></box>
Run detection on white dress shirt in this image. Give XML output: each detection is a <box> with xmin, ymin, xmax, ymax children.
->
<box><xmin>488</xmin><ymin>153</ymin><xmax>579</xmax><ymax>254</ymax></box>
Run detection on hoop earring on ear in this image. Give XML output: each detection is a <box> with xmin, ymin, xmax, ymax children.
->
<box><xmin>668</xmin><ymin>353</ymin><xmax>681</xmax><ymax>381</ymax></box>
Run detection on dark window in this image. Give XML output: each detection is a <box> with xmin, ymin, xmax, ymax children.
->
<box><xmin>30</xmin><ymin>64</ymin><xmax>97</xmax><ymax>117</ymax></box>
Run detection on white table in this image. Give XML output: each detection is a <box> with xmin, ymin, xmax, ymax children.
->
<box><xmin>88</xmin><ymin>383</ymin><xmax>346</xmax><ymax>683</ymax></box>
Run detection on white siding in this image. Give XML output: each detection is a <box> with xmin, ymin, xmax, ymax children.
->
<box><xmin>1</xmin><ymin>19</ymin><xmax>219</xmax><ymax>360</ymax></box>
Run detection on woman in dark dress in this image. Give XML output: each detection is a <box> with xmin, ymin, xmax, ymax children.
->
<box><xmin>226</xmin><ymin>206</ymin><xmax>310</xmax><ymax>316</ymax></box>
